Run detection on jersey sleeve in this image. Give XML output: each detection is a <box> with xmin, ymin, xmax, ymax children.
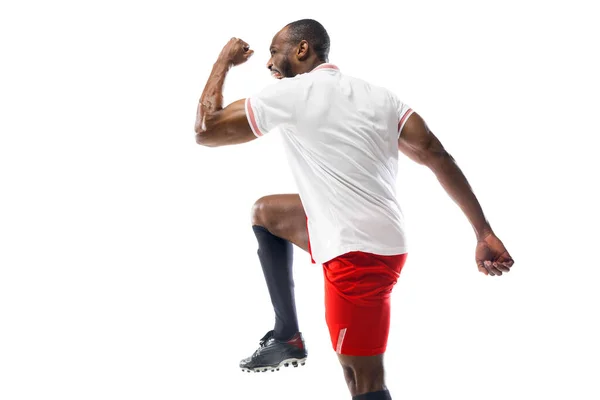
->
<box><xmin>245</xmin><ymin>79</ymin><xmax>299</xmax><ymax>137</ymax></box>
<box><xmin>393</xmin><ymin>93</ymin><xmax>414</xmax><ymax>136</ymax></box>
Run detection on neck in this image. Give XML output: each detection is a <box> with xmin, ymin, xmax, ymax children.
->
<box><xmin>296</xmin><ymin>58</ymin><xmax>326</xmax><ymax>75</ymax></box>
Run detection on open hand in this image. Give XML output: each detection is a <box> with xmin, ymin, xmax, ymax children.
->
<box><xmin>475</xmin><ymin>232</ymin><xmax>514</xmax><ymax>276</ymax></box>
<box><xmin>218</xmin><ymin>37</ymin><xmax>254</xmax><ymax>66</ymax></box>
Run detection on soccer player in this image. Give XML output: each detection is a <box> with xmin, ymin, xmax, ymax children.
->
<box><xmin>195</xmin><ymin>19</ymin><xmax>514</xmax><ymax>400</ymax></box>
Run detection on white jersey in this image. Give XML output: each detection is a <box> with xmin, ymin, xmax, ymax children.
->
<box><xmin>245</xmin><ymin>64</ymin><xmax>413</xmax><ymax>264</ymax></box>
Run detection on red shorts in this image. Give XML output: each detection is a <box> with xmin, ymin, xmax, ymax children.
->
<box><xmin>306</xmin><ymin>219</ymin><xmax>407</xmax><ymax>355</ymax></box>
<box><xmin>322</xmin><ymin>251</ymin><xmax>407</xmax><ymax>356</ymax></box>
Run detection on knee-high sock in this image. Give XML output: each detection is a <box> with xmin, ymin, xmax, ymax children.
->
<box><xmin>353</xmin><ymin>390</ymin><xmax>392</xmax><ymax>400</ymax></box>
<box><xmin>252</xmin><ymin>225</ymin><xmax>299</xmax><ymax>340</ymax></box>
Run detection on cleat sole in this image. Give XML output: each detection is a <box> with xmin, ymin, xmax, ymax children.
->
<box><xmin>240</xmin><ymin>357</ymin><xmax>307</xmax><ymax>374</ymax></box>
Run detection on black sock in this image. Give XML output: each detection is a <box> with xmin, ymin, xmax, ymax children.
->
<box><xmin>353</xmin><ymin>390</ymin><xmax>392</xmax><ymax>400</ymax></box>
<box><xmin>252</xmin><ymin>225</ymin><xmax>299</xmax><ymax>341</ymax></box>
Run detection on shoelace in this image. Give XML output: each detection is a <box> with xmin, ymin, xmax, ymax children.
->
<box><xmin>253</xmin><ymin>330</ymin><xmax>275</xmax><ymax>356</ymax></box>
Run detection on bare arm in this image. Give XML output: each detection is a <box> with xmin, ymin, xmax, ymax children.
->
<box><xmin>398</xmin><ymin>112</ymin><xmax>514</xmax><ymax>276</ymax></box>
<box><xmin>194</xmin><ymin>38</ymin><xmax>256</xmax><ymax>147</ymax></box>
<box><xmin>398</xmin><ymin>112</ymin><xmax>492</xmax><ymax>240</ymax></box>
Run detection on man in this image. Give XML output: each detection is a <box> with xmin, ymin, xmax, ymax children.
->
<box><xmin>195</xmin><ymin>19</ymin><xmax>514</xmax><ymax>400</ymax></box>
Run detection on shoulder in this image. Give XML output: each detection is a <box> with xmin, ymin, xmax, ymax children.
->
<box><xmin>345</xmin><ymin>73</ymin><xmax>398</xmax><ymax>98</ymax></box>
<box><xmin>255</xmin><ymin>75</ymin><xmax>307</xmax><ymax>99</ymax></box>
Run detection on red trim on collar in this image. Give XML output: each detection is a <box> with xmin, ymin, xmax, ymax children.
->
<box><xmin>311</xmin><ymin>63</ymin><xmax>339</xmax><ymax>72</ymax></box>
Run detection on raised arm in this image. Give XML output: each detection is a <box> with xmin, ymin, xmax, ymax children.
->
<box><xmin>195</xmin><ymin>38</ymin><xmax>256</xmax><ymax>147</ymax></box>
<box><xmin>398</xmin><ymin>112</ymin><xmax>514</xmax><ymax>276</ymax></box>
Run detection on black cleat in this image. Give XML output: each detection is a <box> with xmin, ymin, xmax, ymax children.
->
<box><xmin>240</xmin><ymin>330</ymin><xmax>307</xmax><ymax>373</ymax></box>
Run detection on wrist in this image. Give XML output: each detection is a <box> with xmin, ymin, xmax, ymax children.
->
<box><xmin>214</xmin><ymin>57</ymin><xmax>232</xmax><ymax>71</ymax></box>
<box><xmin>475</xmin><ymin>223</ymin><xmax>493</xmax><ymax>241</ymax></box>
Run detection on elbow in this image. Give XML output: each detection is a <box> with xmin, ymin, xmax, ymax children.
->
<box><xmin>195</xmin><ymin>120</ymin><xmax>216</xmax><ymax>147</ymax></box>
<box><xmin>195</xmin><ymin>113</ymin><xmax>222</xmax><ymax>147</ymax></box>
<box><xmin>195</xmin><ymin>131</ymin><xmax>217</xmax><ymax>147</ymax></box>
<box><xmin>194</xmin><ymin>126</ymin><xmax>206</xmax><ymax>145</ymax></box>
<box><xmin>194</xmin><ymin>114</ymin><xmax>211</xmax><ymax>145</ymax></box>
<box><xmin>194</xmin><ymin>119</ymin><xmax>207</xmax><ymax>137</ymax></box>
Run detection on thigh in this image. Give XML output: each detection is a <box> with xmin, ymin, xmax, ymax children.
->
<box><xmin>252</xmin><ymin>194</ymin><xmax>309</xmax><ymax>253</ymax></box>
<box><xmin>325</xmin><ymin>281</ymin><xmax>392</xmax><ymax>357</ymax></box>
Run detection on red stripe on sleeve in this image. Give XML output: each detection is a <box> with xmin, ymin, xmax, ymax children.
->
<box><xmin>397</xmin><ymin>108</ymin><xmax>414</xmax><ymax>133</ymax></box>
<box><xmin>245</xmin><ymin>98</ymin><xmax>263</xmax><ymax>137</ymax></box>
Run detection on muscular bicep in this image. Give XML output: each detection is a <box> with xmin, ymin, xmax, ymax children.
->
<box><xmin>398</xmin><ymin>112</ymin><xmax>447</xmax><ymax>167</ymax></box>
<box><xmin>195</xmin><ymin>99</ymin><xmax>257</xmax><ymax>147</ymax></box>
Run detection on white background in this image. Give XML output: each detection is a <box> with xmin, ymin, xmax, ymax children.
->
<box><xmin>1</xmin><ymin>0</ymin><xmax>599</xmax><ymax>399</ymax></box>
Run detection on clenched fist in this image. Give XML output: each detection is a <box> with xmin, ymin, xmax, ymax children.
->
<box><xmin>218</xmin><ymin>37</ymin><xmax>254</xmax><ymax>66</ymax></box>
<box><xmin>475</xmin><ymin>232</ymin><xmax>514</xmax><ymax>276</ymax></box>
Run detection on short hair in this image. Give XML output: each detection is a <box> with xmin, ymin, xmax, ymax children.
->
<box><xmin>285</xmin><ymin>19</ymin><xmax>330</xmax><ymax>62</ymax></box>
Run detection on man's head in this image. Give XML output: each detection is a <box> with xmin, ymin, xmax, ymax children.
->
<box><xmin>267</xmin><ymin>19</ymin><xmax>330</xmax><ymax>79</ymax></box>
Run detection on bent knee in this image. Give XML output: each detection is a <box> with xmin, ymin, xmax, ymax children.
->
<box><xmin>251</xmin><ymin>196</ymin><xmax>275</xmax><ymax>230</ymax></box>
<box><xmin>250</xmin><ymin>195</ymin><xmax>307</xmax><ymax>248</ymax></box>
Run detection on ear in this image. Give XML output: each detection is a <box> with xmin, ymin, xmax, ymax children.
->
<box><xmin>296</xmin><ymin>40</ymin><xmax>309</xmax><ymax>61</ymax></box>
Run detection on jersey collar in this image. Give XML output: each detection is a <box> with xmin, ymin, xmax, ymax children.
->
<box><xmin>310</xmin><ymin>63</ymin><xmax>340</xmax><ymax>73</ymax></box>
